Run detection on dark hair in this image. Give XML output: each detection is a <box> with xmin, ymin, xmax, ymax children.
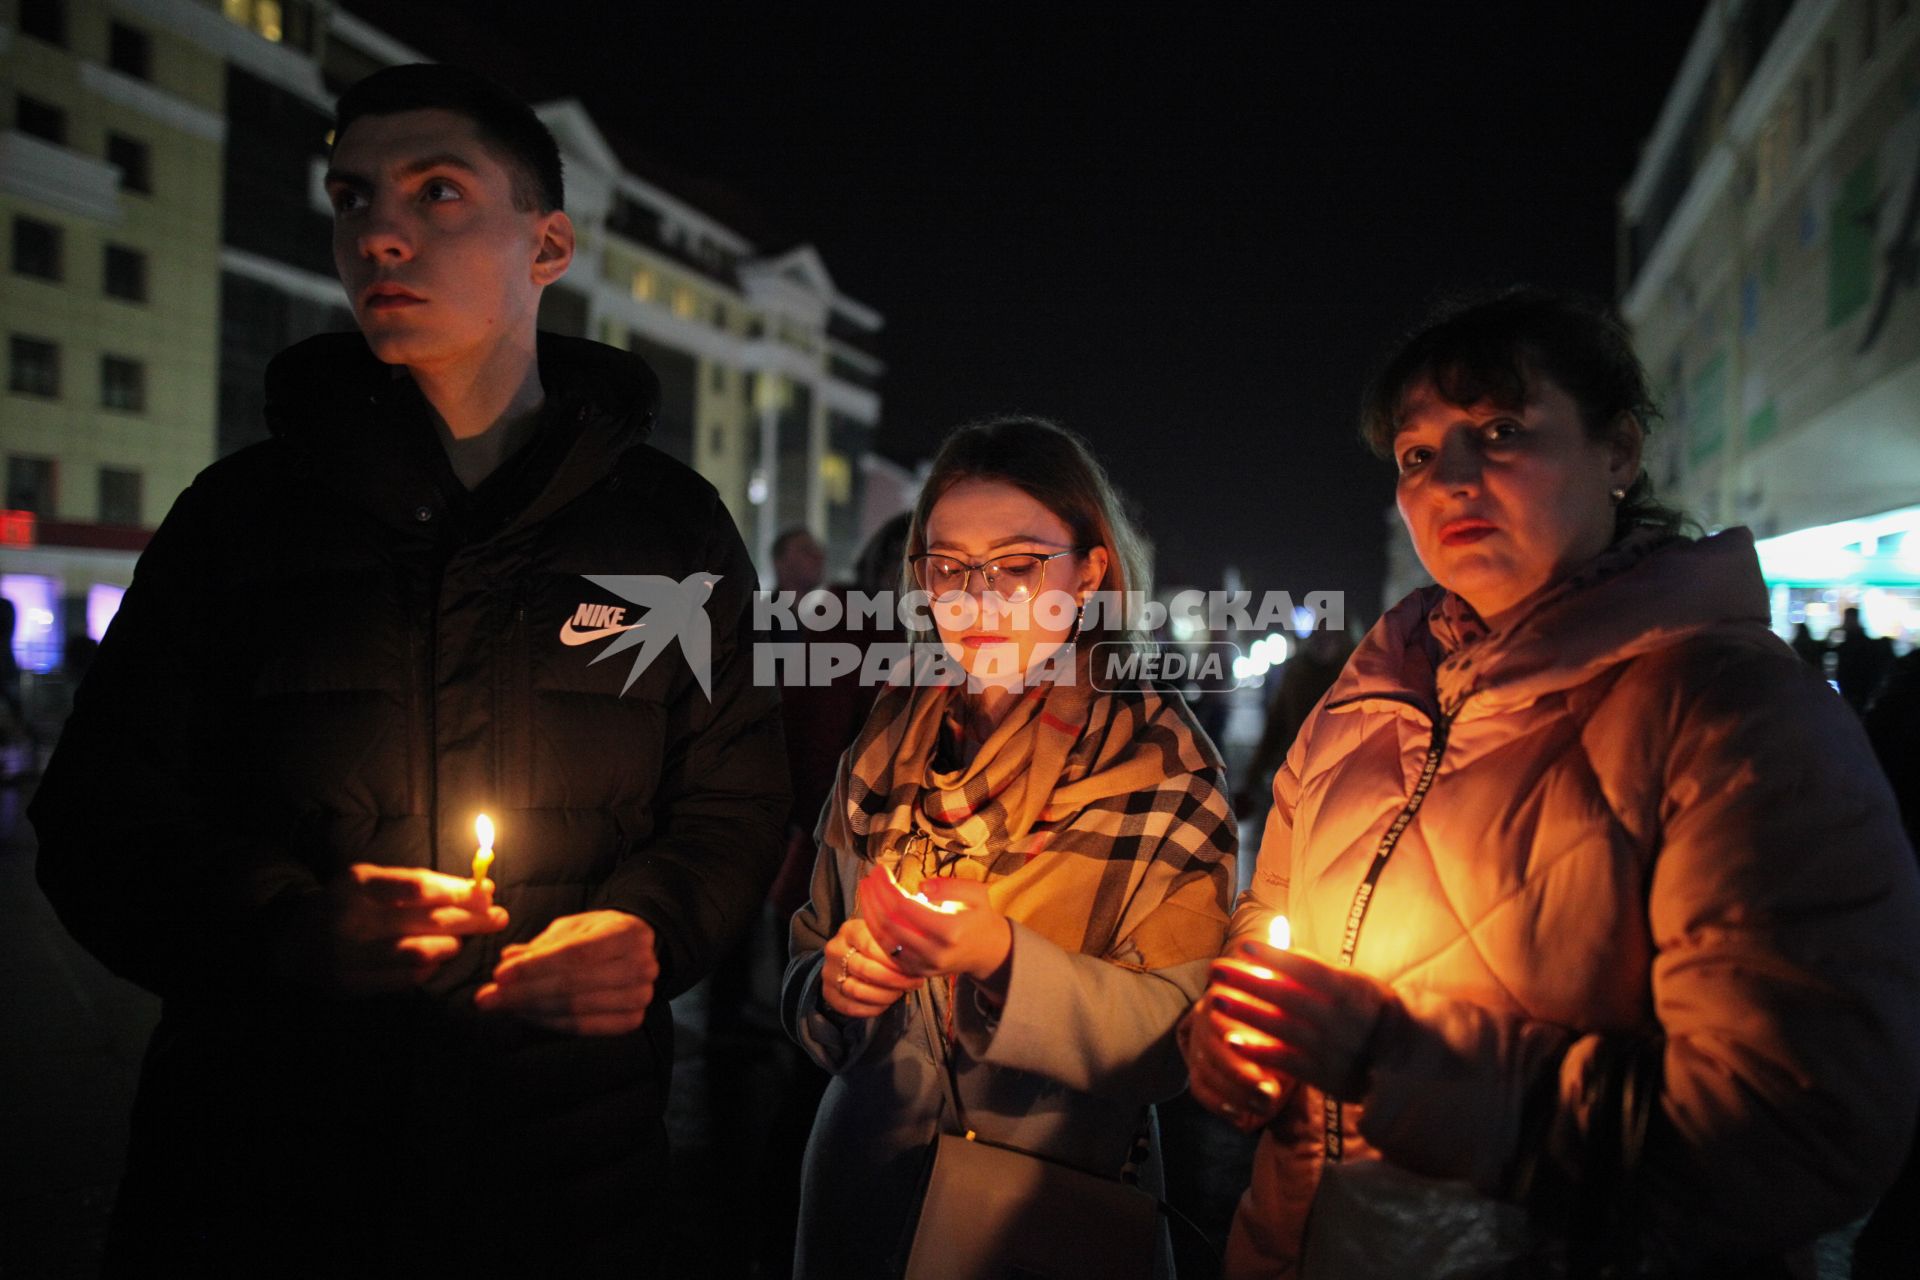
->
<box><xmin>1360</xmin><ymin>287</ymin><xmax>1687</xmax><ymax>538</ymax></box>
<box><xmin>907</xmin><ymin>416</ymin><xmax>1150</xmax><ymax>648</ymax></box>
<box><xmin>771</xmin><ymin>528</ymin><xmax>818</xmax><ymax>561</ymax></box>
<box><xmin>854</xmin><ymin>512</ymin><xmax>912</xmax><ymax>598</ymax></box>
<box><xmin>332</xmin><ymin>64</ymin><xmax>564</xmax><ymax>213</ymax></box>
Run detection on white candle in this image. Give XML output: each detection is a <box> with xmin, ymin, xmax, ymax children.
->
<box><xmin>472</xmin><ymin>813</ymin><xmax>495</xmax><ymax>887</ymax></box>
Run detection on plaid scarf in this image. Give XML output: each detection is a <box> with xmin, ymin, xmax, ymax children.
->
<box><xmin>820</xmin><ymin>662</ymin><xmax>1237</xmax><ymax>968</ymax></box>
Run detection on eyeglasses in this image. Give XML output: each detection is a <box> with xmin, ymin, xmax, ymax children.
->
<box><xmin>908</xmin><ymin>549</ymin><xmax>1084</xmax><ymax>602</ymax></box>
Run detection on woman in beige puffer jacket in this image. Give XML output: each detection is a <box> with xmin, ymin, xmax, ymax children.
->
<box><xmin>1183</xmin><ymin>290</ymin><xmax>1920</xmax><ymax>1278</ymax></box>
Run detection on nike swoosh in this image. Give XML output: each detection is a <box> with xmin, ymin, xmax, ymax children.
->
<box><xmin>558</xmin><ymin>622</ymin><xmax>646</xmax><ymax>647</ymax></box>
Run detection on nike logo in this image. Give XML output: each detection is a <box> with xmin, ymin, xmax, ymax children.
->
<box><xmin>559</xmin><ymin>601</ymin><xmax>644</xmax><ymax>646</ymax></box>
<box><xmin>559</xmin><ymin>621</ymin><xmax>646</xmax><ymax>646</ymax></box>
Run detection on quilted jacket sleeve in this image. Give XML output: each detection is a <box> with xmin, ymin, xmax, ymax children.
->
<box><xmin>32</xmin><ymin>478</ymin><xmax>324</xmax><ymax>998</ymax></box>
<box><xmin>1355</xmin><ymin>640</ymin><xmax>1920</xmax><ymax>1264</ymax></box>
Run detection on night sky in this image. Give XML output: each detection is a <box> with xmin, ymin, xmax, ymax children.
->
<box><xmin>343</xmin><ymin>1</ymin><xmax>1708</xmax><ymax>620</ymax></box>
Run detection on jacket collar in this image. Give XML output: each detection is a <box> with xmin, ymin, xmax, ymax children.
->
<box><xmin>263</xmin><ymin>331</ymin><xmax>660</xmax><ymax>532</ymax></box>
<box><xmin>1330</xmin><ymin>528</ymin><xmax>1772</xmax><ymax>720</ymax></box>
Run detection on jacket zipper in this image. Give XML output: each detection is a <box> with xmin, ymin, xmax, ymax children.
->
<box><xmin>1323</xmin><ymin>707</ymin><xmax>1452</xmax><ymax>1163</ymax></box>
<box><xmin>425</xmin><ymin>569</ymin><xmax>441</xmax><ymax>872</ymax></box>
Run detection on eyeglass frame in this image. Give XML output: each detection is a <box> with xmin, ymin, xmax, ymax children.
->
<box><xmin>906</xmin><ymin>547</ymin><xmax>1089</xmax><ymax>600</ymax></box>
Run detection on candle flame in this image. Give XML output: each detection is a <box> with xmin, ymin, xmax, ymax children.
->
<box><xmin>1268</xmin><ymin>914</ymin><xmax>1291</xmax><ymax>951</ymax></box>
<box><xmin>471</xmin><ymin>813</ymin><xmax>496</xmax><ymax>888</ymax></box>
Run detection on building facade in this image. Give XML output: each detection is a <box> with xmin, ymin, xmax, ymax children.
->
<box><xmin>2</xmin><ymin>0</ymin><xmax>230</xmax><ymax>670</ymax></box>
<box><xmin>2</xmin><ymin>0</ymin><xmax>887</xmax><ymax>683</ymax></box>
<box><xmin>1622</xmin><ymin>0</ymin><xmax>1920</xmax><ymax>648</ymax></box>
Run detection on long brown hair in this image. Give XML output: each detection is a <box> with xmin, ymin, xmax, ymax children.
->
<box><xmin>906</xmin><ymin>415</ymin><xmax>1151</xmax><ymax>648</ymax></box>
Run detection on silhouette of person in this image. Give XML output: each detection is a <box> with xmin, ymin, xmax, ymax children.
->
<box><xmin>1789</xmin><ymin>620</ymin><xmax>1827</xmax><ymax>671</ymax></box>
<box><xmin>1834</xmin><ymin>606</ymin><xmax>1896</xmax><ymax>712</ymax></box>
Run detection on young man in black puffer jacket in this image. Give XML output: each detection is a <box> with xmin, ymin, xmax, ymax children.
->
<box><xmin>32</xmin><ymin>64</ymin><xmax>787</xmax><ymax>1274</ymax></box>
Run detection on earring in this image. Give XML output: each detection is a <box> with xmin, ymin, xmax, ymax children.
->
<box><xmin>1068</xmin><ymin>602</ymin><xmax>1086</xmax><ymax>643</ymax></box>
<box><xmin>1609</xmin><ymin>487</ymin><xmax>1627</xmax><ymax>502</ymax></box>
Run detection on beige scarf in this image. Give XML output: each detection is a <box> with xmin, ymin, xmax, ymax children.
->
<box><xmin>819</xmin><ymin>660</ymin><xmax>1236</xmax><ymax>968</ymax></box>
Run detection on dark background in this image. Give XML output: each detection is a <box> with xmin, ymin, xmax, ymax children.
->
<box><xmin>343</xmin><ymin>0</ymin><xmax>1708</xmax><ymax>618</ymax></box>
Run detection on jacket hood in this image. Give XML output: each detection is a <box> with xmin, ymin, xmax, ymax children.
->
<box><xmin>262</xmin><ymin>331</ymin><xmax>661</xmax><ymax>531</ymax></box>
<box><xmin>1333</xmin><ymin>528</ymin><xmax>1772</xmax><ymax>719</ymax></box>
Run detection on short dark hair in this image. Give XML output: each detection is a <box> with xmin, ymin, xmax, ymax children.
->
<box><xmin>1360</xmin><ymin>287</ymin><xmax>1687</xmax><ymax>538</ymax></box>
<box><xmin>332</xmin><ymin>64</ymin><xmax>564</xmax><ymax>213</ymax></box>
<box><xmin>771</xmin><ymin>528</ymin><xmax>818</xmax><ymax>561</ymax></box>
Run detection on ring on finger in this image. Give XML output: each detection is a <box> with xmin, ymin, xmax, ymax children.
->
<box><xmin>836</xmin><ymin>951</ymin><xmax>853</xmax><ymax>994</ymax></box>
<box><xmin>889</xmin><ymin>943</ymin><xmax>905</xmax><ymax>959</ymax></box>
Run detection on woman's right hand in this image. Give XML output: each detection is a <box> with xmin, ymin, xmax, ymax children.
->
<box><xmin>819</xmin><ymin>916</ymin><xmax>925</xmax><ymax>1019</ymax></box>
<box><xmin>1182</xmin><ymin>981</ymin><xmax>1295</xmax><ymax>1133</ymax></box>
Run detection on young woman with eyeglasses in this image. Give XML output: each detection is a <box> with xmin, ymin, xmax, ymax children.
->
<box><xmin>780</xmin><ymin>415</ymin><xmax>1238</xmax><ymax>1277</ymax></box>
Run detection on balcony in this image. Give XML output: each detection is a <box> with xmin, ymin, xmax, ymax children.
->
<box><xmin>0</xmin><ymin>130</ymin><xmax>121</xmax><ymax>223</ymax></box>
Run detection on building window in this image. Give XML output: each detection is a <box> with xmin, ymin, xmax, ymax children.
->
<box><xmin>709</xmin><ymin>363</ymin><xmax>727</xmax><ymax>393</ymax></box>
<box><xmin>11</xmin><ymin>217</ymin><xmax>63</xmax><ymax>281</ymax></box>
<box><xmin>630</xmin><ymin>267</ymin><xmax>656</xmax><ymax>302</ymax></box>
<box><xmin>709</xmin><ymin>425</ymin><xmax>726</xmax><ymax>456</ymax></box>
<box><xmin>20</xmin><ymin>0</ymin><xmax>68</xmax><ymax>46</ymax></box>
<box><xmin>8</xmin><ymin>336</ymin><xmax>60</xmax><ymax>398</ymax></box>
<box><xmin>100</xmin><ymin>355</ymin><xmax>146</xmax><ymax>411</ymax></box>
<box><xmin>104</xmin><ymin>245</ymin><xmax>148</xmax><ymax>302</ymax></box>
<box><xmin>98</xmin><ymin>468</ymin><xmax>142</xmax><ymax>526</ymax></box>
<box><xmin>6</xmin><ymin>456</ymin><xmax>56</xmax><ymax>517</ymax></box>
<box><xmin>108</xmin><ymin>22</ymin><xmax>154</xmax><ymax>80</ymax></box>
<box><xmin>672</xmin><ymin>285</ymin><xmax>698</xmax><ymax>318</ymax></box>
<box><xmin>222</xmin><ymin>0</ymin><xmax>315</xmax><ymax>49</ymax></box>
<box><xmin>16</xmin><ymin>95</ymin><xmax>68</xmax><ymax>146</ymax></box>
<box><xmin>107</xmin><ymin>133</ymin><xmax>152</xmax><ymax>194</ymax></box>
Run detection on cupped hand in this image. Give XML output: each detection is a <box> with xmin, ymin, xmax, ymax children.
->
<box><xmin>818</xmin><ymin>915</ymin><xmax>923</xmax><ymax>1019</ymax></box>
<box><xmin>1180</xmin><ymin>999</ymin><xmax>1293</xmax><ymax>1133</ymax></box>
<box><xmin>857</xmin><ymin>871</ymin><xmax>1011</xmax><ymax>983</ymax></box>
<box><xmin>281</xmin><ymin>863</ymin><xmax>508</xmax><ymax>994</ymax></box>
<box><xmin>1208</xmin><ymin>941</ymin><xmax>1392</xmax><ymax>1102</ymax></box>
<box><xmin>476</xmin><ymin>909</ymin><xmax>659</xmax><ymax>1036</ymax></box>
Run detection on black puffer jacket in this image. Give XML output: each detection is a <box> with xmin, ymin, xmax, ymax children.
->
<box><xmin>33</xmin><ymin>332</ymin><xmax>787</xmax><ymax>1271</ymax></box>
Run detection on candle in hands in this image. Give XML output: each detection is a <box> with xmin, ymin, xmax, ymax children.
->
<box><xmin>1223</xmin><ymin>914</ymin><xmax>1292</xmax><ymax>1098</ymax></box>
<box><xmin>884</xmin><ymin>862</ymin><xmax>966</xmax><ymax>913</ymax></box>
<box><xmin>472</xmin><ymin>814</ymin><xmax>495</xmax><ymax>893</ymax></box>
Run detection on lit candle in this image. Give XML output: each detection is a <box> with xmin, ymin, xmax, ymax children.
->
<box><xmin>1242</xmin><ymin>914</ymin><xmax>1291</xmax><ymax>982</ymax></box>
<box><xmin>1268</xmin><ymin>914</ymin><xmax>1291</xmax><ymax>951</ymax></box>
<box><xmin>472</xmin><ymin>813</ymin><xmax>495</xmax><ymax>889</ymax></box>
<box><xmin>884</xmin><ymin>861</ymin><xmax>966</xmax><ymax>913</ymax></box>
<box><xmin>1230</xmin><ymin>915</ymin><xmax>1290</xmax><ymax>1099</ymax></box>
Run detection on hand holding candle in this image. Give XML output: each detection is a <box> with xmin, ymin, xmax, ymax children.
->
<box><xmin>1205</xmin><ymin>916</ymin><xmax>1394</xmax><ymax>1104</ymax></box>
<box><xmin>277</xmin><ymin>863</ymin><xmax>508</xmax><ymax>994</ymax></box>
<box><xmin>857</xmin><ymin>867</ymin><xmax>1008</xmax><ymax>982</ymax></box>
<box><xmin>882</xmin><ymin>862</ymin><xmax>966</xmax><ymax>914</ymax></box>
<box><xmin>1177</xmin><ymin>914</ymin><xmax>1295</xmax><ymax>1129</ymax></box>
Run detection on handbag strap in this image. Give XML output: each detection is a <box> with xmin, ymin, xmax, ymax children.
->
<box><xmin>917</xmin><ymin>971</ymin><xmax>1224</xmax><ymax>1267</ymax></box>
<box><xmin>929</xmin><ymin>976</ymin><xmax>976</xmax><ymax>1138</ymax></box>
<box><xmin>927</xmin><ymin>974</ymin><xmax>1155</xmax><ymax>1184</ymax></box>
